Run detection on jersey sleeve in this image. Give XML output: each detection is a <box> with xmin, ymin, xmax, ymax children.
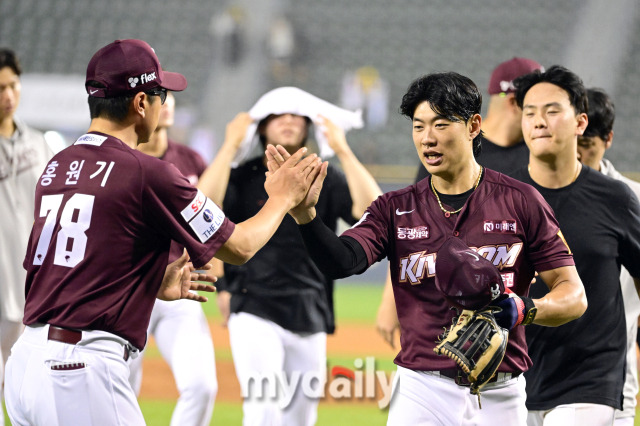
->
<box><xmin>520</xmin><ymin>185</ymin><xmax>574</xmax><ymax>272</ymax></box>
<box><xmin>341</xmin><ymin>194</ymin><xmax>389</xmax><ymax>266</ymax></box>
<box><xmin>142</xmin><ymin>160</ymin><xmax>235</xmax><ymax>267</ymax></box>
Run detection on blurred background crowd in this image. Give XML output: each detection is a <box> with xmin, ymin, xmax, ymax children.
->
<box><xmin>2</xmin><ymin>0</ymin><xmax>639</xmax><ymax>183</ymax></box>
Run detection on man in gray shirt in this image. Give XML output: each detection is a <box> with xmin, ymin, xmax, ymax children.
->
<box><xmin>0</xmin><ymin>48</ymin><xmax>53</xmax><ymax>377</ymax></box>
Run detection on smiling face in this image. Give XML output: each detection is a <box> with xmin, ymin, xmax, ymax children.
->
<box><xmin>412</xmin><ymin>101</ymin><xmax>480</xmax><ymax>180</ymax></box>
<box><xmin>521</xmin><ymin>82</ymin><xmax>588</xmax><ymax>162</ymax></box>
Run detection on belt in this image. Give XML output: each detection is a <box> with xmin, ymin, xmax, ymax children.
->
<box><xmin>437</xmin><ymin>369</ymin><xmax>521</xmax><ymax>386</ymax></box>
<box><xmin>47</xmin><ymin>326</ymin><xmax>130</xmax><ymax>361</ymax></box>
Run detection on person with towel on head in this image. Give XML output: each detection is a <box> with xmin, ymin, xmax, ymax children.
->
<box><xmin>198</xmin><ymin>86</ymin><xmax>382</xmax><ymax>425</ymax></box>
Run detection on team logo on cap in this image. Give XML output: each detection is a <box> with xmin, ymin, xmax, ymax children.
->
<box><xmin>500</xmin><ymin>80</ymin><xmax>515</xmax><ymax>92</ymax></box>
<box><xmin>128</xmin><ymin>72</ymin><xmax>157</xmax><ymax>88</ymax></box>
<box><xmin>140</xmin><ymin>72</ymin><xmax>157</xmax><ymax>84</ymax></box>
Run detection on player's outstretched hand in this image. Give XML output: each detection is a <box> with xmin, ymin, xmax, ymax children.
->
<box><xmin>264</xmin><ymin>145</ymin><xmax>325</xmax><ymax>210</ymax></box>
<box><xmin>157</xmin><ymin>249</ymin><xmax>217</xmax><ymax>302</ymax></box>
<box><xmin>266</xmin><ymin>144</ymin><xmax>329</xmax><ymax>224</ymax></box>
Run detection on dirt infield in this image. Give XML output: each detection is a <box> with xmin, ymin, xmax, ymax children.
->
<box><xmin>139</xmin><ymin>319</ymin><xmax>398</xmax><ymax>404</ymax></box>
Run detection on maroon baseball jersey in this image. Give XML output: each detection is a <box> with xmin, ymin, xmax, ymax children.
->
<box><xmin>22</xmin><ymin>132</ymin><xmax>235</xmax><ymax>349</ymax></box>
<box><xmin>161</xmin><ymin>140</ymin><xmax>208</xmax><ymax>262</ymax></box>
<box><xmin>342</xmin><ymin>168</ymin><xmax>574</xmax><ymax>372</ymax></box>
<box><xmin>161</xmin><ymin>140</ymin><xmax>207</xmax><ymax>186</ymax></box>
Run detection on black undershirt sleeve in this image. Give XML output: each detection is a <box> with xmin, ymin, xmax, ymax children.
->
<box><xmin>298</xmin><ymin>216</ymin><xmax>369</xmax><ymax>279</ymax></box>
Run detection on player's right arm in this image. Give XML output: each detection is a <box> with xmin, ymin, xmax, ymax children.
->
<box><xmin>530</xmin><ymin>265</ymin><xmax>587</xmax><ymax>326</ymax></box>
<box><xmin>212</xmin><ymin>147</ymin><xmax>323</xmax><ymax>265</ymax></box>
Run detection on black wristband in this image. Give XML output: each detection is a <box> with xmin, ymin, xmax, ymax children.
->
<box><xmin>521</xmin><ymin>296</ymin><xmax>537</xmax><ymax>325</ymax></box>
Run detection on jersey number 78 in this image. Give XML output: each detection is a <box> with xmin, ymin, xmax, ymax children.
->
<box><xmin>33</xmin><ymin>193</ymin><xmax>95</xmax><ymax>268</ymax></box>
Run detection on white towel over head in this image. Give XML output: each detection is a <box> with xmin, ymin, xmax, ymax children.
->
<box><xmin>232</xmin><ymin>86</ymin><xmax>363</xmax><ymax>166</ymax></box>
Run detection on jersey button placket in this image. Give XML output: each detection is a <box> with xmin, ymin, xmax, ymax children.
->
<box><xmin>453</xmin><ymin>231</ymin><xmax>460</xmax><ymax>236</ymax></box>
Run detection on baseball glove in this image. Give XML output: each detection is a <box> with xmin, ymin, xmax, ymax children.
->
<box><xmin>434</xmin><ymin>308</ymin><xmax>509</xmax><ymax>398</ymax></box>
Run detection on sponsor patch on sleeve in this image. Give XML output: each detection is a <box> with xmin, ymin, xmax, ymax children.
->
<box><xmin>181</xmin><ymin>190</ymin><xmax>225</xmax><ymax>243</ymax></box>
<box><xmin>181</xmin><ymin>189</ymin><xmax>207</xmax><ymax>222</ymax></box>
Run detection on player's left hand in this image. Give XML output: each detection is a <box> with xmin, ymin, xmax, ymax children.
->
<box><xmin>157</xmin><ymin>249</ymin><xmax>217</xmax><ymax>302</ymax></box>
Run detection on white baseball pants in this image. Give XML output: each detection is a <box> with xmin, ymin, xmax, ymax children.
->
<box><xmin>387</xmin><ymin>365</ymin><xmax>527</xmax><ymax>425</ymax></box>
<box><xmin>527</xmin><ymin>403</ymin><xmax>615</xmax><ymax>426</ymax></box>
<box><xmin>228</xmin><ymin>312</ymin><xmax>327</xmax><ymax>426</ymax></box>
<box><xmin>5</xmin><ymin>323</ymin><xmax>143</xmax><ymax>426</ymax></box>
<box><xmin>128</xmin><ymin>299</ymin><xmax>217</xmax><ymax>426</ymax></box>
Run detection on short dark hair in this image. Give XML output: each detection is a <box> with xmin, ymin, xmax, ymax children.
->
<box><xmin>257</xmin><ymin>114</ymin><xmax>312</xmax><ymax>148</ymax></box>
<box><xmin>514</xmin><ymin>65</ymin><xmax>588</xmax><ymax>115</ymax></box>
<box><xmin>87</xmin><ymin>81</ymin><xmax>160</xmax><ymax>122</ymax></box>
<box><xmin>583</xmin><ymin>88</ymin><xmax>614</xmax><ymax>140</ymax></box>
<box><xmin>0</xmin><ymin>48</ymin><xmax>22</xmax><ymax>75</ymax></box>
<box><xmin>400</xmin><ymin>72</ymin><xmax>483</xmax><ymax>157</ymax></box>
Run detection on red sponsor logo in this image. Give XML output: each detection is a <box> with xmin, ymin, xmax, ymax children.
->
<box><xmin>191</xmin><ymin>194</ymin><xmax>205</xmax><ymax>213</ymax></box>
<box><xmin>483</xmin><ymin>220</ymin><xmax>517</xmax><ymax>234</ymax></box>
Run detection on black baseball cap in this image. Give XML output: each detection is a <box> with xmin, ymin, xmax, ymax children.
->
<box><xmin>85</xmin><ymin>39</ymin><xmax>187</xmax><ymax>98</ymax></box>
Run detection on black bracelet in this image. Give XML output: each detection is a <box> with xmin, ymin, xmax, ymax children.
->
<box><xmin>522</xmin><ymin>296</ymin><xmax>537</xmax><ymax>325</ymax></box>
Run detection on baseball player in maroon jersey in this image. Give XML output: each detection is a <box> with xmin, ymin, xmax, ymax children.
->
<box><xmin>266</xmin><ymin>71</ymin><xmax>587</xmax><ymax>425</ymax></box>
<box><xmin>377</xmin><ymin>57</ymin><xmax>544</xmax><ymax>348</ymax></box>
<box><xmin>3</xmin><ymin>39</ymin><xmax>322</xmax><ymax>426</ymax></box>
